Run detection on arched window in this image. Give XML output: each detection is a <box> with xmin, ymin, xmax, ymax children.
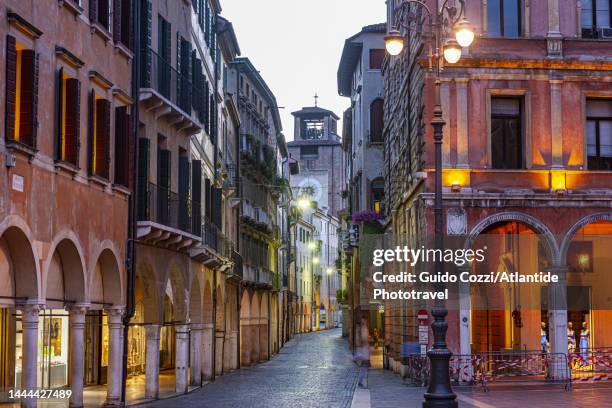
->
<box><xmin>370</xmin><ymin>99</ymin><xmax>384</xmax><ymax>143</ymax></box>
<box><xmin>370</xmin><ymin>178</ymin><xmax>385</xmax><ymax>214</ymax></box>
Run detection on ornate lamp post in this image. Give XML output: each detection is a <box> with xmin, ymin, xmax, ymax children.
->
<box><xmin>384</xmin><ymin>2</ymin><xmax>474</xmax><ymax>407</ymax></box>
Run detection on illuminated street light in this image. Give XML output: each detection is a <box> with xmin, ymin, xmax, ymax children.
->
<box><xmin>384</xmin><ymin>29</ymin><xmax>404</xmax><ymax>56</ymax></box>
<box><xmin>443</xmin><ymin>39</ymin><xmax>462</xmax><ymax>64</ymax></box>
<box><xmin>313</xmin><ymin>257</ymin><xmax>320</xmax><ymax>264</ymax></box>
<box><xmin>455</xmin><ymin>18</ymin><xmax>475</xmax><ymax>48</ymax></box>
<box><xmin>297</xmin><ymin>198</ymin><xmax>311</xmax><ymax>209</ymax></box>
<box><xmin>326</xmin><ymin>267</ymin><xmax>333</xmax><ymax>275</ymax></box>
<box><xmin>308</xmin><ymin>241</ymin><xmax>316</xmax><ymax>250</ymax></box>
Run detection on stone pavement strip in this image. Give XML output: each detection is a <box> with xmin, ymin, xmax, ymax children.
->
<box><xmin>143</xmin><ymin>328</ymin><xmax>359</xmax><ymax>408</ymax></box>
<box><xmin>355</xmin><ymin>366</ymin><xmax>612</xmax><ymax>408</ymax></box>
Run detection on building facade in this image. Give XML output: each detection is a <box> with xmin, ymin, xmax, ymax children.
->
<box><xmin>337</xmin><ymin>23</ymin><xmax>387</xmax><ymax>350</ymax></box>
<box><xmin>383</xmin><ymin>0</ymin><xmax>612</xmax><ymax>374</ymax></box>
<box><xmin>227</xmin><ymin>57</ymin><xmax>285</xmax><ymax>367</ymax></box>
<box><xmin>0</xmin><ymin>1</ymin><xmax>133</xmax><ymax>406</ymax></box>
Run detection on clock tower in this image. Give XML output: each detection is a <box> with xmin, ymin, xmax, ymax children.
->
<box><xmin>287</xmin><ymin>104</ymin><xmax>344</xmax><ymax>217</ymax></box>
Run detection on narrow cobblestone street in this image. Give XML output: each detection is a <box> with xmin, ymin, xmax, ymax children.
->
<box><xmin>144</xmin><ymin>328</ymin><xmax>359</xmax><ymax>408</ymax></box>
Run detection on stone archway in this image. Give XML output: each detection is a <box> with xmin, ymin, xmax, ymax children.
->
<box><xmin>0</xmin><ymin>224</ymin><xmax>39</xmax><ymax>390</ymax></box>
<box><xmin>90</xmin><ymin>248</ymin><xmax>123</xmax><ymax>306</ymax></box>
<box><xmin>464</xmin><ymin>212</ymin><xmax>559</xmax><ymax>354</ymax></box>
<box><xmin>559</xmin><ymin>212</ymin><xmax>612</xmax><ymax>349</ymax></box>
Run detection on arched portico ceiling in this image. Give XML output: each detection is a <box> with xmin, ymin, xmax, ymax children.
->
<box><xmin>45</xmin><ymin>236</ymin><xmax>87</xmax><ymax>303</ymax></box>
<box><xmin>189</xmin><ymin>274</ymin><xmax>203</xmax><ymax>324</ymax></box>
<box><xmin>559</xmin><ymin>212</ymin><xmax>612</xmax><ymax>264</ymax></box>
<box><xmin>166</xmin><ymin>263</ymin><xmax>188</xmax><ymax>321</ymax></box>
<box><xmin>91</xmin><ymin>247</ymin><xmax>123</xmax><ymax>306</ymax></box>
<box><xmin>135</xmin><ymin>260</ymin><xmax>161</xmax><ymax>323</ymax></box>
<box><xmin>465</xmin><ymin>212</ymin><xmax>560</xmax><ymax>265</ymax></box>
<box><xmin>0</xmin><ymin>225</ymin><xmax>39</xmax><ymax>301</ymax></box>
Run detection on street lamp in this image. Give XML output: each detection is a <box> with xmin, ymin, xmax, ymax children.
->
<box><xmin>385</xmin><ymin>1</ymin><xmax>473</xmax><ymax>408</ymax></box>
<box><xmin>297</xmin><ymin>197</ymin><xmax>311</xmax><ymax>210</ymax></box>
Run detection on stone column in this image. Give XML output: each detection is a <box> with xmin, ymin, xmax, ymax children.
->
<box><xmin>455</xmin><ymin>78</ymin><xmax>469</xmax><ymax>168</ymax></box>
<box><xmin>145</xmin><ymin>325</ymin><xmax>161</xmax><ymax>399</ymax></box>
<box><xmin>251</xmin><ymin>318</ymin><xmax>259</xmax><ymax>364</ymax></box>
<box><xmin>230</xmin><ymin>330</ymin><xmax>239</xmax><ymax>370</ymax></box>
<box><xmin>202</xmin><ymin>323</ymin><xmax>214</xmax><ymax>380</ymax></box>
<box><xmin>68</xmin><ymin>303</ymin><xmax>89</xmax><ymax>408</ymax></box>
<box><xmin>548</xmin><ymin>266</ymin><xmax>569</xmax><ymax>379</ymax></box>
<box><xmin>175</xmin><ymin>324</ymin><xmax>190</xmax><ymax>394</ymax></box>
<box><xmin>20</xmin><ymin>303</ymin><xmax>40</xmax><ymax>408</ymax></box>
<box><xmin>215</xmin><ymin>331</ymin><xmax>224</xmax><ymax>376</ymax></box>
<box><xmin>223</xmin><ymin>333</ymin><xmax>232</xmax><ymax>372</ymax></box>
<box><xmin>550</xmin><ymin>80</ymin><xmax>564</xmax><ymax>169</ymax></box>
<box><xmin>105</xmin><ymin>307</ymin><xmax>124</xmax><ymax>406</ymax></box>
<box><xmin>189</xmin><ymin>324</ymin><xmax>203</xmax><ymax>386</ymax></box>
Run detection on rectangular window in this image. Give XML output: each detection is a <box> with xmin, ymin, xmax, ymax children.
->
<box><xmin>300</xmin><ymin>146</ymin><xmax>319</xmax><ymax>159</ymax></box>
<box><xmin>56</xmin><ymin>68</ymin><xmax>81</xmax><ymax>165</ymax></box>
<box><xmin>487</xmin><ymin>0</ymin><xmax>521</xmax><ymax>37</ymax></box>
<box><xmin>5</xmin><ymin>35</ymin><xmax>39</xmax><ymax>148</ymax></box>
<box><xmin>369</xmin><ymin>49</ymin><xmax>385</xmax><ymax>70</ymax></box>
<box><xmin>112</xmin><ymin>0</ymin><xmax>132</xmax><ymax>48</ymax></box>
<box><xmin>88</xmin><ymin>91</ymin><xmax>111</xmax><ymax>179</ymax></box>
<box><xmin>581</xmin><ymin>0</ymin><xmax>612</xmax><ymax>38</ymax></box>
<box><xmin>586</xmin><ymin>99</ymin><xmax>612</xmax><ymax>170</ymax></box>
<box><xmin>490</xmin><ymin>97</ymin><xmax>523</xmax><ymax>169</ymax></box>
<box><xmin>90</xmin><ymin>0</ymin><xmax>111</xmax><ymax>31</ymax></box>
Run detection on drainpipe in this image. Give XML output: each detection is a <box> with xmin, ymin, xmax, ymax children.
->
<box><xmin>212</xmin><ymin>268</ymin><xmax>217</xmax><ymax>381</ymax></box>
<box><xmin>121</xmin><ymin>0</ymin><xmax>141</xmax><ymax>403</ymax></box>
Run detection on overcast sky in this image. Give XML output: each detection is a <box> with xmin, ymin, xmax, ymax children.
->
<box><xmin>220</xmin><ymin>0</ymin><xmax>387</xmax><ymax>141</ymax></box>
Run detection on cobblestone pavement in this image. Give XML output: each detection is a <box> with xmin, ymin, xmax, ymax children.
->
<box><xmin>365</xmin><ymin>368</ymin><xmax>612</xmax><ymax>408</ymax></box>
<box><xmin>144</xmin><ymin>328</ymin><xmax>359</xmax><ymax>408</ymax></box>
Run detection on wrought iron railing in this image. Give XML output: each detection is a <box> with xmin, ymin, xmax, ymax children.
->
<box><xmin>202</xmin><ymin>218</ymin><xmax>235</xmax><ymax>259</ymax></box>
<box><xmin>141</xmin><ymin>47</ymin><xmax>193</xmax><ymax>115</ymax></box>
<box><xmin>138</xmin><ymin>182</ymin><xmax>199</xmax><ymax>236</ymax></box>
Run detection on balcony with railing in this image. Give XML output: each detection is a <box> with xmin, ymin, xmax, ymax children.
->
<box><xmin>137</xmin><ymin>182</ymin><xmax>201</xmax><ymax>249</ymax></box>
<box><xmin>191</xmin><ymin>217</ymin><xmax>235</xmax><ymax>269</ymax></box>
<box><xmin>140</xmin><ymin>47</ymin><xmax>201</xmax><ymax>134</ymax></box>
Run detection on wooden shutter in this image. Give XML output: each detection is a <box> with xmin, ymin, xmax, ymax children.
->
<box><xmin>191</xmin><ymin>160</ymin><xmax>202</xmax><ymax>236</ymax></box>
<box><xmin>211</xmin><ymin>187</ymin><xmax>222</xmax><ymax>228</ymax></box>
<box><xmin>89</xmin><ymin>0</ymin><xmax>98</xmax><ymax>23</ymax></box>
<box><xmin>158</xmin><ymin>149</ymin><xmax>171</xmax><ymax>224</ymax></box>
<box><xmin>55</xmin><ymin>68</ymin><xmax>64</xmax><ymax>160</ymax></box>
<box><xmin>5</xmin><ymin>35</ymin><xmax>16</xmax><ymax>141</ymax></box>
<box><xmin>370</xmin><ymin>99</ymin><xmax>384</xmax><ymax>143</ymax></box>
<box><xmin>140</xmin><ymin>0</ymin><xmax>152</xmax><ymax>87</ymax></box>
<box><xmin>65</xmin><ymin>78</ymin><xmax>81</xmax><ymax>165</ymax></box>
<box><xmin>19</xmin><ymin>50</ymin><xmax>38</xmax><ymax>148</ymax></box>
<box><xmin>113</xmin><ymin>0</ymin><xmax>122</xmax><ymax>43</ymax></box>
<box><xmin>121</xmin><ymin>0</ymin><xmax>133</xmax><ymax>49</ymax></box>
<box><xmin>137</xmin><ymin>137</ymin><xmax>150</xmax><ymax>219</ymax></box>
<box><xmin>178</xmin><ymin>155</ymin><xmax>190</xmax><ymax>230</ymax></box>
<box><xmin>204</xmin><ymin>178</ymin><xmax>211</xmax><ymax>219</ymax></box>
<box><xmin>114</xmin><ymin>106</ymin><xmax>128</xmax><ymax>186</ymax></box>
<box><xmin>95</xmin><ymin>98</ymin><xmax>111</xmax><ymax>179</ymax></box>
<box><xmin>88</xmin><ymin>90</ymin><xmax>94</xmax><ymax>174</ymax></box>
<box><xmin>176</xmin><ymin>33</ymin><xmax>182</xmax><ymax>108</ymax></box>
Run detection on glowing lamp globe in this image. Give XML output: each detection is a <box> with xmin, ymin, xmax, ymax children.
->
<box><xmin>443</xmin><ymin>39</ymin><xmax>462</xmax><ymax>64</ymax></box>
<box><xmin>385</xmin><ymin>30</ymin><xmax>405</xmax><ymax>56</ymax></box>
<box><xmin>455</xmin><ymin>18</ymin><xmax>474</xmax><ymax>48</ymax></box>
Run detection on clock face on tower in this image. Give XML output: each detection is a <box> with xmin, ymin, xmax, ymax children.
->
<box><xmin>299</xmin><ymin>177</ymin><xmax>323</xmax><ymax>202</ymax></box>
